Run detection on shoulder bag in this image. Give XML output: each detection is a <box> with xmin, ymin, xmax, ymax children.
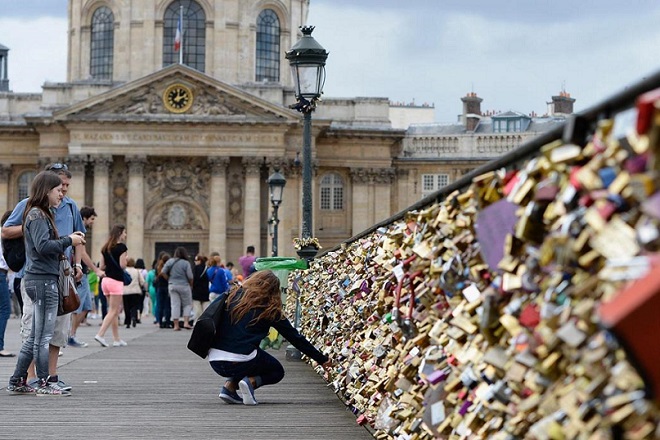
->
<box><xmin>58</xmin><ymin>256</ymin><xmax>80</xmax><ymax>315</ymax></box>
<box><xmin>2</xmin><ymin>236</ymin><xmax>26</xmax><ymax>272</ymax></box>
<box><xmin>187</xmin><ymin>292</ymin><xmax>227</xmax><ymax>359</ymax></box>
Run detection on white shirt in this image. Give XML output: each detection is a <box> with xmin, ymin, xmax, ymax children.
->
<box><xmin>207</xmin><ymin>348</ymin><xmax>257</xmax><ymax>362</ymax></box>
<box><xmin>0</xmin><ymin>227</ymin><xmax>9</xmax><ymax>271</ymax></box>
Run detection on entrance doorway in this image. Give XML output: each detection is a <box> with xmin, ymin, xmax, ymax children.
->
<box><xmin>154</xmin><ymin>242</ymin><xmax>199</xmax><ymax>264</ymax></box>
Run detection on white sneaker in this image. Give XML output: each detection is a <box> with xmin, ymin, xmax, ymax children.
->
<box><xmin>112</xmin><ymin>340</ymin><xmax>127</xmax><ymax>347</ymax></box>
<box><xmin>94</xmin><ymin>335</ymin><xmax>109</xmax><ymax>347</ymax></box>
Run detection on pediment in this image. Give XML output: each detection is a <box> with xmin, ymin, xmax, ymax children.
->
<box><xmin>53</xmin><ymin>64</ymin><xmax>298</xmax><ymax>123</ymax></box>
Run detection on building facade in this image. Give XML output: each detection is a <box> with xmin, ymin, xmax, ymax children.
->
<box><xmin>0</xmin><ymin>0</ymin><xmax>573</xmax><ymax>266</ymax></box>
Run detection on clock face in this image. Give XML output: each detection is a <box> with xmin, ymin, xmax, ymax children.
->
<box><xmin>163</xmin><ymin>84</ymin><xmax>193</xmax><ymax>113</ymax></box>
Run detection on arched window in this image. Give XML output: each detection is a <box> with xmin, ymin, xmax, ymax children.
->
<box><xmin>163</xmin><ymin>0</ymin><xmax>206</xmax><ymax>72</ymax></box>
<box><xmin>17</xmin><ymin>171</ymin><xmax>37</xmax><ymax>200</ymax></box>
<box><xmin>90</xmin><ymin>6</ymin><xmax>114</xmax><ymax>80</ymax></box>
<box><xmin>255</xmin><ymin>9</ymin><xmax>280</xmax><ymax>82</ymax></box>
<box><xmin>320</xmin><ymin>173</ymin><xmax>344</xmax><ymax>211</ymax></box>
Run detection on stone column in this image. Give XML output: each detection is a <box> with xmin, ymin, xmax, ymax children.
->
<box><xmin>68</xmin><ymin>155</ymin><xmax>87</xmax><ymax>206</ymax></box>
<box><xmin>126</xmin><ymin>156</ymin><xmax>146</xmax><ymax>259</ymax></box>
<box><xmin>0</xmin><ymin>165</ymin><xmax>10</xmax><ymax>214</ymax></box>
<box><xmin>242</xmin><ymin>157</ymin><xmax>262</xmax><ymax>256</ymax></box>
<box><xmin>396</xmin><ymin>168</ymin><xmax>410</xmax><ymax>212</ymax></box>
<box><xmin>91</xmin><ymin>156</ymin><xmax>112</xmax><ymax>262</ymax></box>
<box><xmin>373</xmin><ymin>168</ymin><xmax>395</xmax><ymax>223</ymax></box>
<box><xmin>350</xmin><ymin>168</ymin><xmax>371</xmax><ymax>235</ymax></box>
<box><xmin>208</xmin><ymin>157</ymin><xmax>230</xmax><ymax>257</ymax></box>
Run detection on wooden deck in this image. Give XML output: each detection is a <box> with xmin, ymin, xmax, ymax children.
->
<box><xmin>0</xmin><ymin>314</ymin><xmax>372</xmax><ymax>439</ymax></box>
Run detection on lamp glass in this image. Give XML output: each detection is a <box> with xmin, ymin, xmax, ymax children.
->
<box><xmin>270</xmin><ymin>184</ymin><xmax>284</xmax><ymax>205</ymax></box>
<box><xmin>290</xmin><ymin>64</ymin><xmax>325</xmax><ymax>100</ymax></box>
<box><xmin>267</xmin><ymin>171</ymin><xmax>286</xmax><ymax>205</ymax></box>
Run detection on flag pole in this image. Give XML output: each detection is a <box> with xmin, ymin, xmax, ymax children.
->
<box><xmin>178</xmin><ymin>5</ymin><xmax>184</xmax><ymax>64</ymax></box>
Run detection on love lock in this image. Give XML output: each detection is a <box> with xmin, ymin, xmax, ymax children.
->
<box><xmin>394</xmin><ymin>270</ymin><xmax>424</xmax><ymax>341</ymax></box>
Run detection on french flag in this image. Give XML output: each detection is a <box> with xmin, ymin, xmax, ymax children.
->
<box><xmin>174</xmin><ymin>15</ymin><xmax>182</xmax><ymax>52</ymax></box>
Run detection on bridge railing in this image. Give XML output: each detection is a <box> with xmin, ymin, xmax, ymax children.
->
<box><xmin>291</xmin><ymin>69</ymin><xmax>660</xmax><ymax>438</ymax></box>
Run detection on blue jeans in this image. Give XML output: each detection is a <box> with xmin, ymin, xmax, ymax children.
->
<box><xmin>156</xmin><ymin>285</ymin><xmax>170</xmax><ymax>325</ymax></box>
<box><xmin>210</xmin><ymin>348</ymin><xmax>285</xmax><ymax>389</ymax></box>
<box><xmin>0</xmin><ymin>271</ymin><xmax>10</xmax><ymax>351</ymax></box>
<box><xmin>11</xmin><ymin>278</ymin><xmax>59</xmax><ymax>381</ymax></box>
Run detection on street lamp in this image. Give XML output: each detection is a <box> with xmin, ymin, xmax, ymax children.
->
<box><xmin>267</xmin><ymin>169</ymin><xmax>286</xmax><ymax>257</ymax></box>
<box><xmin>286</xmin><ymin>25</ymin><xmax>328</xmax><ymax>261</ymax></box>
<box><xmin>285</xmin><ymin>26</ymin><xmax>327</xmax><ymax>361</ymax></box>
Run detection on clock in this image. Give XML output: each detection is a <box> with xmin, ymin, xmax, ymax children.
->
<box><xmin>163</xmin><ymin>83</ymin><xmax>193</xmax><ymax>113</ymax></box>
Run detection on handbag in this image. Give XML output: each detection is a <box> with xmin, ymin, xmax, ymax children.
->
<box><xmin>107</xmin><ymin>249</ymin><xmax>132</xmax><ymax>286</ymax></box>
<box><xmin>187</xmin><ymin>292</ymin><xmax>227</xmax><ymax>358</ymax></box>
<box><xmin>58</xmin><ymin>256</ymin><xmax>80</xmax><ymax>316</ymax></box>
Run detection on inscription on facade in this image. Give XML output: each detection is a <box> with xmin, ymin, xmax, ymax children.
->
<box><xmin>70</xmin><ymin>131</ymin><xmax>282</xmax><ymax>146</ymax></box>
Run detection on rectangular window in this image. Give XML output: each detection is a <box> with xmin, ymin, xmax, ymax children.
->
<box><xmin>333</xmin><ymin>187</ymin><xmax>344</xmax><ymax>210</ymax></box>
<box><xmin>320</xmin><ymin>187</ymin><xmax>331</xmax><ymax>210</ymax></box>
<box><xmin>422</xmin><ymin>175</ymin><xmax>435</xmax><ymax>192</ymax></box>
<box><xmin>421</xmin><ymin>174</ymin><xmax>450</xmax><ymax>197</ymax></box>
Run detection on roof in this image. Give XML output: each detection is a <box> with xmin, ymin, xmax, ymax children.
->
<box><xmin>492</xmin><ymin>110</ymin><xmax>529</xmax><ymax>119</ymax></box>
<box><xmin>0</xmin><ymin>43</ymin><xmax>9</xmax><ymax>51</ymax></box>
<box><xmin>407</xmin><ymin>115</ymin><xmax>567</xmax><ymax>136</ymax></box>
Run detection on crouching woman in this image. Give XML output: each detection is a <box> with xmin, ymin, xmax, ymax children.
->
<box><xmin>209</xmin><ymin>270</ymin><xmax>331</xmax><ymax>405</ymax></box>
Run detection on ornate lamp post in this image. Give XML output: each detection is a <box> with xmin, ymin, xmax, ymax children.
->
<box><xmin>285</xmin><ymin>26</ymin><xmax>327</xmax><ymax>361</ymax></box>
<box><xmin>286</xmin><ymin>25</ymin><xmax>328</xmax><ymax>261</ymax></box>
<box><xmin>267</xmin><ymin>169</ymin><xmax>286</xmax><ymax>257</ymax></box>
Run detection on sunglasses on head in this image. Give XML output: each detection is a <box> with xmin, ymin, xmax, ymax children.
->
<box><xmin>48</xmin><ymin>163</ymin><xmax>68</xmax><ymax>171</ymax></box>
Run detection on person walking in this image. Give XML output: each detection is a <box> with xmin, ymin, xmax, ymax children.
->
<box><xmin>68</xmin><ymin>206</ymin><xmax>103</xmax><ymax>347</ymax></box>
<box><xmin>226</xmin><ymin>262</ymin><xmax>239</xmax><ymax>284</ymax></box>
<box><xmin>135</xmin><ymin>258</ymin><xmax>148</xmax><ymax>323</ymax></box>
<box><xmin>207</xmin><ymin>255</ymin><xmax>229</xmax><ymax>302</ymax></box>
<box><xmin>6</xmin><ymin>171</ymin><xmax>85</xmax><ymax>395</ymax></box>
<box><xmin>145</xmin><ymin>260</ymin><xmax>158</xmax><ymax>324</ymax></box>
<box><xmin>192</xmin><ymin>254</ymin><xmax>209</xmax><ymax>320</ymax></box>
<box><xmin>0</xmin><ymin>222</ymin><xmax>13</xmax><ymax>358</ymax></box>
<box><xmin>209</xmin><ymin>270</ymin><xmax>331</xmax><ymax>405</ymax></box>
<box><xmin>238</xmin><ymin>245</ymin><xmax>257</xmax><ymax>277</ymax></box>
<box><xmin>162</xmin><ymin>247</ymin><xmax>193</xmax><ymax>331</ymax></box>
<box><xmin>94</xmin><ymin>225</ymin><xmax>128</xmax><ymax>347</ymax></box>
<box><xmin>155</xmin><ymin>252</ymin><xmax>172</xmax><ymax>328</ymax></box>
<box><xmin>122</xmin><ymin>257</ymin><xmax>145</xmax><ymax>329</ymax></box>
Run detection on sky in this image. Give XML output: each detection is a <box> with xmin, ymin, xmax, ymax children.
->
<box><xmin>1</xmin><ymin>0</ymin><xmax>660</xmax><ymax>122</ymax></box>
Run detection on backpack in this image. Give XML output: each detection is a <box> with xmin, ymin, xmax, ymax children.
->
<box><xmin>2</xmin><ymin>236</ymin><xmax>26</xmax><ymax>272</ymax></box>
<box><xmin>187</xmin><ymin>293</ymin><xmax>227</xmax><ymax>359</ymax></box>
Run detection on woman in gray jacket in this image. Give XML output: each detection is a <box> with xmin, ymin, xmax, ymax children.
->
<box><xmin>162</xmin><ymin>246</ymin><xmax>193</xmax><ymax>331</ymax></box>
<box><xmin>6</xmin><ymin>171</ymin><xmax>85</xmax><ymax>396</ymax></box>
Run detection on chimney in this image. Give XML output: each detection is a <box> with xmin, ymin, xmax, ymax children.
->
<box><xmin>0</xmin><ymin>44</ymin><xmax>9</xmax><ymax>92</ymax></box>
<box><xmin>461</xmin><ymin>92</ymin><xmax>482</xmax><ymax>131</ymax></box>
<box><xmin>548</xmin><ymin>90</ymin><xmax>575</xmax><ymax>115</ymax></box>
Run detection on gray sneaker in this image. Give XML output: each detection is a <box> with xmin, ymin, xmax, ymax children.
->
<box><xmin>36</xmin><ymin>381</ymin><xmax>71</xmax><ymax>397</ymax></box>
<box><xmin>47</xmin><ymin>377</ymin><xmax>72</xmax><ymax>392</ymax></box>
<box><xmin>6</xmin><ymin>378</ymin><xmax>36</xmax><ymax>394</ymax></box>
